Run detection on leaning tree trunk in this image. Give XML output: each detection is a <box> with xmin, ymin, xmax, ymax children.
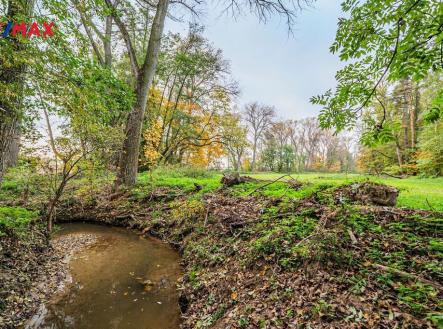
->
<box><xmin>116</xmin><ymin>0</ymin><xmax>170</xmax><ymax>187</ymax></box>
<box><xmin>0</xmin><ymin>0</ymin><xmax>34</xmax><ymax>185</ymax></box>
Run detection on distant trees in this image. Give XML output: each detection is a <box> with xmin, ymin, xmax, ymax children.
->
<box><xmin>241</xmin><ymin>114</ymin><xmax>356</xmax><ymax>173</ymax></box>
<box><xmin>141</xmin><ymin>29</ymin><xmax>239</xmax><ymax>168</ymax></box>
<box><xmin>220</xmin><ymin>112</ymin><xmax>249</xmax><ymax>172</ymax></box>
<box><xmin>74</xmin><ymin>0</ymin><xmax>314</xmax><ymax>187</ymax></box>
<box><xmin>243</xmin><ymin>103</ymin><xmax>275</xmax><ymax>171</ymax></box>
<box><xmin>312</xmin><ymin>0</ymin><xmax>443</xmax><ymax>133</ymax></box>
<box><xmin>358</xmin><ymin>75</ymin><xmax>443</xmax><ymax>176</ymax></box>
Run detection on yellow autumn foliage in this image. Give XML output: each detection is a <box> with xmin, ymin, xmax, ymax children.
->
<box><xmin>143</xmin><ymin>120</ymin><xmax>163</xmax><ymax>165</ymax></box>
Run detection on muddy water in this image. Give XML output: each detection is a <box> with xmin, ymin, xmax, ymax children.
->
<box><xmin>27</xmin><ymin>223</ymin><xmax>182</xmax><ymax>329</ymax></box>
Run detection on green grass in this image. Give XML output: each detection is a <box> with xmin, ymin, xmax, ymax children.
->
<box><xmin>0</xmin><ymin>206</ymin><xmax>38</xmax><ymax>236</ymax></box>
<box><xmin>134</xmin><ymin>170</ymin><xmax>443</xmax><ymax>211</ymax></box>
<box><xmin>135</xmin><ymin>167</ymin><xmax>223</xmax><ymax>199</ymax></box>
<box><xmin>248</xmin><ymin>172</ymin><xmax>443</xmax><ymax>211</ymax></box>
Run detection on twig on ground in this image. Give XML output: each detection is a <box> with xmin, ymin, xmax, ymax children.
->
<box><xmin>371</xmin><ymin>263</ymin><xmax>443</xmax><ymax>291</ymax></box>
<box><xmin>247</xmin><ymin>174</ymin><xmax>294</xmax><ymax>196</ymax></box>
<box><xmin>347</xmin><ymin>229</ymin><xmax>358</xmax><ymax>244</ymax></box>
<box><xmin>380</xmin><ymin>172</ymin><xmax>404</xmax><ymax>179</ymax></box>
<box><xmin>426</xmin><ymin>198</ymin><xmax>435</xmax><ymax>212</ymax></box>
<box><xmin>204</xmin><ymin>208</ymin><xmax>210</xmax><ymax>227</ymax></box>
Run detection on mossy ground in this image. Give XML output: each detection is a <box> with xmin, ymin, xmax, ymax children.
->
<box><xmin>1</xmin><ymin>168</ymin><xmax>442</xmax><ymax>328</ymax></box>
<box><xmin>135</xmin><ymin>168</ymin><xmax>443</xmax><ymax>210</ymax></box>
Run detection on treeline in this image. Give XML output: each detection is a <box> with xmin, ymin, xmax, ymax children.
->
<box><xmin>358</xmin><ymin>75</ymin><xmax>443</xmax><ymax>177</ymax></box>
<box><xmin>1</xmin><ymin>0</ymin><xmax>442</xmax><ymax>193</ymax></box>
<box><xmin>0</xmin><ymin>0</ymin><xmax>311</xmax><ymax>189</ymax></box>
<box><xmin>224</xmin><ymin>107</ymin><xmax>356</xmax><ymax>173</ymax></box>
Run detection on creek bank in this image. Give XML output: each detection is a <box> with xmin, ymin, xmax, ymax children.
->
<box><xmin>25</xmin><ymin>223</ymin><xmax>182</xmax><ymax>329</ymax></box>
<box><xmin>0</xmin><ymin>225</ymin><xmax>97</xmax><ymax>328</ymax></box>
<box><xmin>57</xmin><ymin>180</ymin><xmax>442</xmax><ymax>328</ymax></box>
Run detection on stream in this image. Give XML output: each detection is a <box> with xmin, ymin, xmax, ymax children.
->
<box><xmin>25</xmin><ymin>223</ymin><xmax>182</xmax><ymax>329</ymax></box>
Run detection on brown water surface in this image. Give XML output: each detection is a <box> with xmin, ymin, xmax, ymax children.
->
<box><xmin>26</xmin><ymin>223</ymin><xmax>182</xmax><ymax>329</ymax></box>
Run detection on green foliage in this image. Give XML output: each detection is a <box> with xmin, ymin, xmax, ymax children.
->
<box><xmin>0</xmin><ymin>207</ymin><xmax>38</xmax><ymax>237</ymax></box>
<box><xmin>171</xmin><ymin>199</ymin><xmax>205</xmax><ymax>222</ymax></box>
<box><xmin>250</xmin><ymin>172</ymin><xmax>443</xmax><ymax>211</ymax></box>
<box><xmin>417</xmin><ymin>120</ymin><xmax>443</xmax><ymax>176</ymax></box>
<box><xmin>426</xmin><ymin>312</ymin><xmax>443</xmax><ymax>328</ymax></box>
<box><xmin>134</xmin><ymin>167</ymin><xmax>221</xmax><ymax>199</ymax></box>
<box><xmin>312</xmin><ymin>0</ymin><xmax>443</xmax><ymax>131</ymax></box>
<box><xmin>425</xmin><ymin>88</ymin><xmax>443</xmax><ymax>123</ymax></box>
<box><xmin>172</xmin><ymin>166</ymin><xmax>215</xmax><ymax>179</ymax></box>
<box><xmin>396</xmin><ymin>283</ymin><xmax>438</xmax><ymax>314</ymax></box>
<box><xmin>251</xmin><ymin>215</ymin><xmax>317</xmax><ymax>267</ymax></box>
<box><xmin>311</xmin><ymin>299</ymin><xmax>332</xmax><ymax>317</ymax></box>
<box><xmin>360</xmin><ymin>123</ymin><xmax>398</xmax><ymax>147</ymax></box>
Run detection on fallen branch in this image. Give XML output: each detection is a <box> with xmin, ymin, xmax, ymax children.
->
<box><xmin>247</xmin><ymin>174</ymin><xmax>294</xmax><ymax>196</ymax></box>
<box><xmin>293</xmin><ymin>233</ymin><xmax>317</xmax><ymax>247</ymax></box>
<box><xmin>380</xmin><ymin>172</ymin><xmax>404</xmax><ymax>179</ymax></box>
<box><xmin>347</xmin><ymin>229</ymin><xmax>358</xmax><ymax>244</ymax></box>
<box><xmin>204</xmin><ymin>208</ymin><xmax>210</xmax><ymax>227</ymax></box>
<box><xmin>371</xmin><ymin>263</ymin><xmax>443</xmax><ymax>291</ymax></box>
<box><xmin>426</xmin><ymin>198</ymin><xmax>435</xmax><ymax>212</ymax></box>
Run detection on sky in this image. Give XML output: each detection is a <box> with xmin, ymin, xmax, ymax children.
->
<box><xmin>166</xmin><ymin>0</ymin><xmax>344</xmax><ymax>120</ymax></box>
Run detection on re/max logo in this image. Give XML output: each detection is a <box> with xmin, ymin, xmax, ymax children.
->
<box><xmin>0</xmin><ymin>21</ymin><xmax>55</xmax><ymax>38</ymax></box>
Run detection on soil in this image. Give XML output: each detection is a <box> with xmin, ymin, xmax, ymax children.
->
<box><xmin>2</xmin><ymin>179</ymin><xmax>442</xmax><ymax>328</ymax></box>
<box><xmin>0</xmin><ymin>226</ymin><xmax>97</xmax><ymax>328</ymax></box>
<box><xmin>54</xmin><ymin>183</ymin><xmax>442</xmax><ymax>329</ymax></box>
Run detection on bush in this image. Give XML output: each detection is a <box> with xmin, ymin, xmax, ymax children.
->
<box><xmin>176</xmin><ymin>166</ymin><xmax>214</xmax><ymax>178</ymax></box>
<box><xmin>417</xmin><ymin>120</ymin><xmax>443</xmax><ymax>176</ymax></box>
<box><xmin>0</xmin><ymin>207</ymin><xmax>38</xmax><ymax>237</ymax></box>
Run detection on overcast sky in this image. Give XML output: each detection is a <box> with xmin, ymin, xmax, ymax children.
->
<box><xmin>166</xmin><ymin>0</ymin><xmax>344</xmax><ymax>120</ymax></box>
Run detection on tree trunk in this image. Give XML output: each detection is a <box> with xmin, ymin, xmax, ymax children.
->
<box><xmin>116</xmin><ymin>0</ymin><xmax>170</xmax><ymax>187</ymax></box>
<box><xmin>5</xmin><ymin>131</ymin><xmax>20</xmax><ymax>168</ymax></box>
<box><xmin>411</xmin><ymin>83</ymin><xmax>420</xmax><ymax>149</ymax></box>
<box><xmin>251</xmin><ymin>137</ymin><xmax>257</xmax><ymax>172</ymax></box>
<box><xmin>236</xmin><ymin>150</ymin><xmax>243</xmax><ymax>172</ymax></box>
<box><xmin>104</xmin><ymin>15</ymin><xmax>112</xmax><ymax>67</ymax></box>
<box><xmin>402</xmin><ymin>80</ymin><xmax>411</xmax><ymax>149</ymax></box>
<box><xmin>0</xmin><ymin>0</ymin><xmax>34</xmax><ymax>185</ymax></box>
<box><xmin>395</xmin><ymin>142</ymin><xmax>403</xmax><ymax>167</ymax></box>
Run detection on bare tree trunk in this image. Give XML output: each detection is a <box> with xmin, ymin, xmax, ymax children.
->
<box><xmin>0</xmin><ymin>120</ymin><xmax>19</xmax><ymax>185</ymax></box>
<box><xmin>395</xmin><ymin>142</ymin><xmax>403</xmax><ymax>167</ymax></box>
<box><xmin>104</xmin><ymin>15</ymin><xmax>112</xmax><ymax>67</ymax></box>
<box><xmin>236</xmin><ymin>149</ymin><xmax>244</xmax><ymax>172</ymax></box>
<box><xmin>0</xmin><ymin>0</ymin><xmax>34</xmax><ymax>185</ymax></box>
<box><xmin>116</xmin><ymin>0</ymin><xmax>170</xmax><ymax>187</ymax></box>
<box><xmin>402</xmin><ymin>80</ymin><xmax>411</xmax><ymax>149</ymax></box>
<box><xmin>251</xmin><ymin>138</ymin><xmax>257</xmax><ymax>172</ymax></box>
<box><xmin>5</xmin><ymin>131</ymin><xmax>20</xmax><ymax>168</ymax></box>
<box><xmin>411</xmin><ymin>83</ymin><xmax>419</xmax><ymax>149</ymax></box>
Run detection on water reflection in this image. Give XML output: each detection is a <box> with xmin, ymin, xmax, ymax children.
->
<box><xmin>26</xmin><ymin>223</ymin><xmax>182</xmax><ymax>329</ymax></box>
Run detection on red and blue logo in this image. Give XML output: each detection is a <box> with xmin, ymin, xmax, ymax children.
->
<box><xmin>0</xmin><ymin>21</ymin><xmax>55</xmax><ymax>38</ymax></box>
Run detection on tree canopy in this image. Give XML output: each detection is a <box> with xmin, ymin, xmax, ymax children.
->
<box><xmin>312</xmin><ymin>0</ymin><xmax>443</xmax><ymax>132</ymax></box>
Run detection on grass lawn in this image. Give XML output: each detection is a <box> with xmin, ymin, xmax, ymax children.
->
<box><xmin>250</xmin><ymin>172</ymin><xmax>443</xmax><ymax>211</ymax></box>
<box><xmin>136</xmin><ymin>169</ymin><xmax>443</xmax><ymax>211</ymax></box>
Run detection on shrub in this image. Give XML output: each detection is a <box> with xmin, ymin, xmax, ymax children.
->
<box><xmin>0</xmin><ymin>207</ymin><xmax>38</xmax><ymax>237</ymax></box>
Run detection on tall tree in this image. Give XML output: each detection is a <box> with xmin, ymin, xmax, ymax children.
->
<box><xmin>72</xmin><ymin>0</ymin><xmax>113</xmax><ymax>68</ymax></box>
<box><xmin>109</xmin><ymin>0</ymin><xmax>313</xmax><ymax>186</ymax></box>
<box><xmin>220</xmin><ymin>112</ymin><xmax>249</xmax><ymax>172</ymax></box>
<box><xmin>104</xmin><ymin>0</ymin><xmax>170</xmax><ymax>187</ymax></box>
<box><xmin>243</xmin><ymin>102</ymin><xmax>275</xmax><ymax>172</ymax></box>
<box><xmin>0</xmin><ymin>0</ymin><xmax>35</xmax><ymax>185</ymax></box>
<box><xmin>147</xmin><ymin>29</ymin><xmax>238</xmax><ymax>165</ymax></box>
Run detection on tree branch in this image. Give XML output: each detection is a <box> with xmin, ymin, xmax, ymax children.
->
<box><xmin>105</xmin><ymin>0</ymin><xmax>140</xmax><ymax>77</ymax></box>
